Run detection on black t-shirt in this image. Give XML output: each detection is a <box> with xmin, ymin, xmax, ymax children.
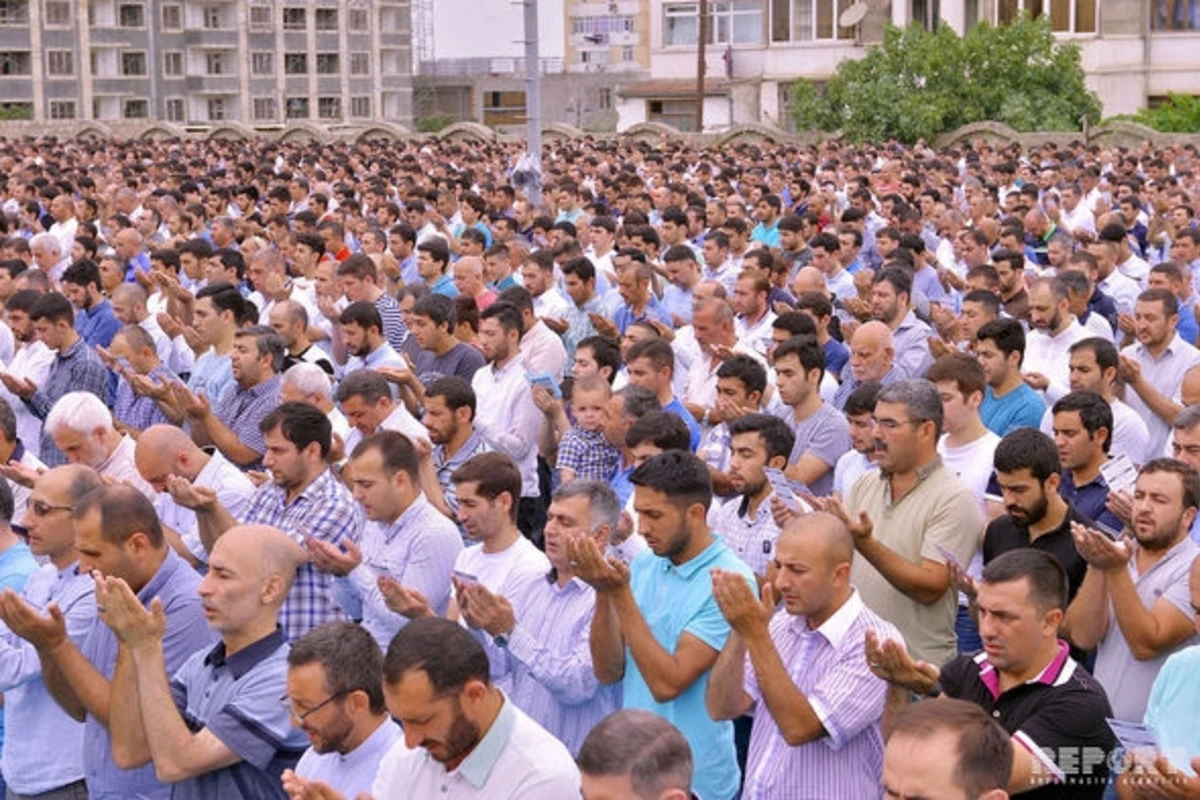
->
<box><xmin>283</xmin><ymin>345</ymin><xmax>334</xmax><ymax>376</ymax></box>
<box><xmin>983</xmin><ymin>503</ymin><xmax>1093</xmax><ymax>603</ymax></box>
<box><xmin>940</xmin><ymin>649</ymin><xmax>1117</xmax><ymax>799</ymax></box>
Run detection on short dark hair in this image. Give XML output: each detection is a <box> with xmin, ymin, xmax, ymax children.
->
<box><xmin>30</xmin><ymin>292</ymin><xmax>75</xmax><ymax>325</ymax></box>
<box><xmin>334</xmin><ymin>369</ymin><xmax>392</xmax><ymax>405</ymax></box>
<box><xmin>340</xmin><ymin>300</ymin><xmax>384</xmax><ymax>334</ymax></box>
<box><xmin>981</xmin><ymin>548</ymin><xmax>1069</xmax><ymax>613</ymax></box>
<box><xmin>577</xmin><ymin>336</ymin><xmax>621</xmax><ymax>384</ymax></box>
<box><xmin>577</xmin><ymin>710</ymin><xmax>693</xmax><ymax>797</ymax></box>
<box><xmin>626</xmin><ymin>338</ymin><xmax>674</xmax><ymax>376</ymax></box>
<box><xmin>383</xmin><ymin>617</ymin><xmax>490</xmax><ymax>694</ymax></box>
<box><xmin>416</xmin><ymin>239</ymin><xmax>450</xmax><ymax>271</ymax></box>
<box><xmin>715</xmin><ymin>354</ymin><xmax>767</xmax><ymax>396</ymax></box>
<box><xmin>630</xmin><ymin>451</ymin><xmax>713</xmax><ymax>514</ymax></box>
<box><xmin>0</xmin><ymin>468</ymin><xmax>11</xmax><ymax>526</ymax></box>
<box><xmin>61</xmin><ymin>260</ymin><xmax>102</xmax><ymax>292</ymax></box>
<box><xmin>843</xmin><ymin>381</ymin><xmax>882</xmax><ymax>417</ymax></box>
<box><xmin>625</xmin><ymin>411</ymin><xmax>692</xmax><ymax>451</ymax></box>
<box><xmin>1139</xmin><ymin>457</ymin><xmax>1200</xmax><ymax>511</ymax></box>
<box><xmin>772</xmin><ymin>335</ymin><xmax>825</xmax><ymax>382</ymax></box>
<box><xmin>1068</xmin><ymin>337</ymin><xmax>1118</xmax><ymax>374</ymax></box>
<box><xmin>288</xmin><ymin>621</ymin><xmax>386</xmax><ymax>714</ymax></box>
<box><xmin>479</xmin><ymin>301</ymin><xmax>524</xmax><ymax>336</ymax></box>
<box><xmin>72</xmin><ymin>485</ymin><xmax>165</xmax><ymax>548</ymax></box>
<box><xmin>728</xmin><ymin>413</ymin><xmax>795</xmax><ymax>463</ymax></box>
<box><xmin>351</xmin><ymin>429</ymin><xmax>420</xmax><ymax>483</ymax></box>
<box><xmin>450</xmin><ymin>452</ymin><xmax>522</xmax><ymax>523</ymax></box>
<box><xmin>412</xmin><ymin>293</ymin><xmax>455</xmax><ymax>331</ymax></box>
<box><xmin>993</xmin><ymin>426</ymin><xmax>1060</xmax><ymax>482</ymax></box>
<box><xmin>424</xmin><ymin>376</ymin><xmax>475</xmax><ymax>419</ymax></box>
<box><xmin>1052</xmin><ymin>390</ymin><xmax>1113</xmax><ymax>454</ymax></box>
<box><xmin>233</xmin><ymin>325</ymin><xmax>285</xmax><ymax>372</ymax></box>
<box><xmin>260</xmin><ymin>401</ymin><xmax>332</xmax><ymax>459</ymax></box>
<box><xmin>975</xmin><ymin>317</ymin><xmax>1026</xmax><ymax>361</ymax></box>
<box><xmin>1138</xmin><ymin>287</ymin><xmax>1179</xmax><ymax>318</ymax></box>
<box><xmin>925</xmin><ymin>352</ymin><xmax>986</xmax><ymax>399</ymax></box>
<box><xmin>961</xmin><ymin>289</ymin><xmax>1001</xmax><ymax>317</ymax></box>
<box><xmin>887</xmin><ymin>698</ymin><xmax>1012</xmax><ymax>799</ymax></box>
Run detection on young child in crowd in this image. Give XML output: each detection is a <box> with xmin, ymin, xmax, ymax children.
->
<box><xmin>554</xmin><ymin>375</ymin><xmax>622</xmax><ymax>483</ymax></box>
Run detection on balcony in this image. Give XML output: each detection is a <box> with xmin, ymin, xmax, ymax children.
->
<box><xmin>416</xmin><ymin>57</ymin><xmax>565</xmax><ymax>77</ymax></box>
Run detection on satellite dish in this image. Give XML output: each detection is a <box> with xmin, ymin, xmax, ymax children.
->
<box><xmin>839</xmin><ymin>1</ymin><xmax>869</xmax><ymax>27</ymax></box>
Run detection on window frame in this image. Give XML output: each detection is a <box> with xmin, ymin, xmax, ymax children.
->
<box><xmin>46</xmin><ymin>49</ymin><xmax>74</xmax><ymax>77</ymax></box>
<box><xmin>120</xmin><ymin>49</ymin><xmax>148</xmax><ymax>76</ymax></box>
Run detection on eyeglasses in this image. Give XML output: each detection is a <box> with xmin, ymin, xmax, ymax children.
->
<box><xmin>25</xmin><ymin>498</ymin><xmax>73</xmax><ymax>517</ymax></box>
<box><xmin>279</xmin><ymin>691</ymin><xmax>346</xmax><ymax>722</ymax></box>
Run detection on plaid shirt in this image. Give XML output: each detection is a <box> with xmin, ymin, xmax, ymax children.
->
<box><xmin>556</xmin><ymin>426</ymin><xmax>621</xmax><ymax>482</ymax></box>
<box><xmin>433</xmin><ymin>429</ymin><xmax>491</xmax><ymax>520</ymax></box>
<box><xmin>244</xmin><ymin>468</ymin><xmax>364</xmax><ymax>641</ymax></box>
<box><xmin>27</xmin><ymin>337</ymin><xmax>112</xmax><ymax>466</ymax></box>
<box><xmin>113</xmin><ymin>363</ymin><xmax>180</xmax><ymax>432</ymax></box>
<box><xmin>212</xmin><ymin>373</ymin><xmax>282</xmax><ymax>460</ymax></box>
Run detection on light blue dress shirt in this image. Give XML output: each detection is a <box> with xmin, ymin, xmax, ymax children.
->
<box><xmin>1144</xmin><ymin>645</ymin><xmax>1200</xmax><ymax>774</ymax></box>
<box><xmin>623</xmin><ymin>537</ymin><xmax>756</xmax><ymax>800</ymax></box>
<box><xmin>295</xmin><ymin>718</ymin><xmax>402</xmax><ymax>798</ymax></box>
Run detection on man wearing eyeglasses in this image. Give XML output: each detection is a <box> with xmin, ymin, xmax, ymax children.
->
<box><xmin>279</xmin><ymin>622</ymin><xmax>401</xmax><ymax>800</ymax></box>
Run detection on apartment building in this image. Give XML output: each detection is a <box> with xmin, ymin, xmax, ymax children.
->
<box><xmin>564</xmin><ymin>0</ymin><xmax>651</xmax><ymax>73</ymax></box>
<box><xmin>0</xmin><ymin>0</ymin><xmax>414</xmax><ymax>127</ymax></box>
<box><xmin>617</xmin><ymin>1</ymin><xmax>1200</xmax><ymax>131</ymax></box>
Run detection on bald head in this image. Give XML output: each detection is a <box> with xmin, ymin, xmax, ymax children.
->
<box><xmin>112</xmin><ymin>282</ymin><xmax>148</xmax><ymax>310</ymax></box>
<box><xmin>853</xmin><ymin>320</ymin><xmax>894</xmax><ymax>350</ymax></box>
<box><xmin>792</xmin><ymin>266</ymin><xmax>827</xmax><ymax>296</ymax></box>
<box><xmin>850</xmin><ymin>321</ymin><xmax>895</xmax><ymax>383</ymax></box>
<box><xmin>213</xmin><ymin>524</ymin><xmax>304</xmax><ymax>593</ymax></box>
<box><xmin>135</xmin><ymin>424</ymin><xmax>206</xmax><ymax>489</ymax></box>
<box><xmin>781</xmin><ymin>511</ymin><xmax>854</xmax><ymax>567</ymax></box>
<box><xmin>455</xmin><ymin>255</ymin><xmax>484</xmax><ymax>277</ymax></box>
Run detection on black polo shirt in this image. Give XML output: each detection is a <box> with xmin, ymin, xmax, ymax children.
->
<box><xmin>983</xmin><ymin>503</ymin><xmax>1092</xmax><ymax>602</ymax></box>
<box><xmin>940</xmin><ymin>644</ymin><xmax>1116</xmax><ymax>799</ymax></box>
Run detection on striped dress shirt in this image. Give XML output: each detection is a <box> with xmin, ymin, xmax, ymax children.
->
<box><xmin>741</xmin><ymin>590</ymin><xmax>903</xmax><ymax>800</ymax></box>
<box><xmin>27</xmin><ymin>337</ymin><xmax>111</xmax><ymax>466</ymax></box>
<box><xmin>473</xmin><ymin>571</ymin><xmax>620</xmax><ymax>756</ymax></box>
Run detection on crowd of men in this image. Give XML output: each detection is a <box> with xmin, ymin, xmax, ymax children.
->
<box><xmin>0</xmin><ymin>131</ymin><xmax>1198</xmax><ymax>799</ymax></box>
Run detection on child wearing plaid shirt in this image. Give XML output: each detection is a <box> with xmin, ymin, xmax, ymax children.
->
<box><xmin>556</xmin><ymin>375</ymin><xmax>622</xmax><ymax>483</ymax></box>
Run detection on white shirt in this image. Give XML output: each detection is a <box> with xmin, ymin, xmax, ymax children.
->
<box><xmin>1124</xmin><ymin>333</ymin><xmax>1200</xmax><ymax>459</ymax></box>
<box><xmin>1024</xmin><ymin>317</ymin><xmax>1093</xmax><ymax>402</ymax></box>
<box><xmin>140</xmin><ymin>315</ymin><xmax>195</xmax><ymax>376</ymax></box>
<box><xmin>938</xmin><ymin>430</ymin><xmax>1000</xmax><ymax>515</ymax></box>
<box><xmin>343</xmin><ymin>402</ymin><xmax>430</xmax><ymax>457</ymax></box>
<box><xmin>471</xmin><ymin>358</ymin><xmax>543</xmax><ymax>498</ymax></box>
<box><xmin>97</xmin><ymin>435</ymin><xmax>155</xmax><ymax>499</ymax></box>
<box><xmin>1039</xmin><ymin>397</ymin><xmax>1151</xmax><ymax>467</ymax></box>
<box><xmin>454</xmin><ymin>536</ymin><xmax>549</xmax><ymax>597</ymax></box>
<box><xmin>159</xmin><ymin>451</ymin><xmax>256</xmax><ymax>564</ymax></box>
<box><xmin>1118</xmin><ymin>254</ymin><xmax>1151</xmax><ymax>286</ymax></box>
<box><xmin>370</xmin><ymin>693</ymin><xmax>579</xmax><ymax>800</ymax></box>
<box><xmin>833</xmin><ymin>449</ymin><xmax>877</xmax><ymax>498</ymax></box>
<box><xmin>4</xmin><ymin>448</ymin><xmax>43</xmax><ymax>519</ymax></box>
<box><xmin>531</xmin><ymin>288</ymin><xmax>571</xmax><ymax>321</ymax></box>
<box><xmin>1099</xmin><ymin>269</ymin><xmax>1142</xmax><ymax>315</ymax></box>
<box><xmin>1082</xmin><ymin>311</ymin><xmax>1115</xmax><ymax>342</ymax></box>
<box><xmin>735</xmin><ymin>310</ymin><xmax>778</xmax><ymax>358</ymax></box>
<box><xmin>48</xmin><ymin>217</ymin><xmax>77</xmax><ymax>257</ymax></box>
<box><xmin>1059</xmin><ymin>203</ymin><xmax>1095</xmax><ymax>239</ymax></box>
<box><xmin>0</xmin><ymin>341</ymin><xmax>54</xmax><ymax>452</ymax></box>
<box><xmin>0</xmin><ymin>320</ymin><xmax>13</xmax><ymax>366</ymax></box>
<box><xmin>518</xmin><ymin>320</ymin><xmax>567</xmax><ymax>385</ymax></box>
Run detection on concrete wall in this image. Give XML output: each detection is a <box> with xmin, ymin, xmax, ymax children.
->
<box><xmin>431</xmin><ymin>0</ymin><xmax>564</xmax><ymax>60</ymax></box>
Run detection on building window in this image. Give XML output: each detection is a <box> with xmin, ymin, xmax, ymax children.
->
<box><xmin>0</xmin><ymin>51</ymin><xmax>30</xmax><ymax>75</ymax></box>
<box><xmin>45</xmin><ymin>1</ymin><xmax>71</xmax><ymax>25</ymax></box>
<box><xmin>207</xmin><ymin>97</ymin><xmax>226</xmax><ymax>121</ymax></box>
<box><xmin>648</xmin><ymin>98</ymin><xmax>698</xmax><ymax>131</ymax></box>
<box><xmin>665</xmin><ymin>1</ymin><xmax>763</xmax><ymax>46</ymax></box>
<box><xmin>282</xmin><ymin>7</ymin><xmax>305</xmax><ymax>30</ymax></box>
<box><xmin>286</xmin><ymin>96</ymin><xmax>310</xmax><ymax>119</ymax></box>
<box><xmin>482</xmin><ymin>90</ymin><xmax>527</xmax><ymax>127</ymax></box>
<box><xmin>572</xmin><ymin>14</ymin><xmax>635</xmax><ymax>39</ymax></box>
<box><xmin>998</xmin><ymin>0</ymin><xmax>1095</xmax><ymax>33</ymax></box>
<box><xmin>120</xmin><ymin>51</ymin><xmax>147</xmax><ymax>75</ymax></box>
<box><xmin>118</xmin><ymin>2</ymin><xmax>144</xmax><ymax>27</ymax></box>
<box><xmin>249</xmin><ymin>4</ymin><xmax>271</xmax><ymax>29</ymax></box>
<box><xmin>205</xmin><ymin>52</ymin><xmax>225</xmax><ymax>75</ymax></box>
<box><xmin>163</xmin><ymin>51</ymin><xmax>182</xmax><ymax>75</ymax></box>
<box><xmin>123</xmin><ymin>98</ymin><xmax>149</xmax><ymax>118</ymax></box>
<box><xmin>315</xmin><ymin>7</ymin><xmax>337</xmax><ymax>30</ymax></box>
<box><xmin>316</xmin><ymin>53</ymin><xmax>339</xmax><ymax>74</ymax></box>
<box><xmin>350</xmin><ymin>95</ymin><xmax>371</xmax><ymax>117</ymax></box>
<box><xmin>251</xmin><ymin>52</ymin><xmax>273</xmax><ymax>76</ymax></box>
<box><xmin>253</xmin><ymin>96</ymin><xmax>277</xmax><ymax>120</ymax></box>
<box><xmin>0</xmin><ymin>0</ymin><xmax>30</xmax><ymax>24</ymax></box>
<box><xmin>49</xmin><ymin>100</ymin><xmax>76</xmax><ymax>119</ymax></box>
<box><xmin>349</xmin><ymin>7</ymin><xmax>367</xmax><ymax>30</ymax></box>
<box><xmin>350</xmin><ymin>52</ymin><xmax>369</xmax><ymax>75</ymax></box>
<box><xmin>161</xmin><ymin>3</ymin><xmax>181</xmax><ymax>29</ymax></box>
<box><xmin>318</xmin><ymin>96</ymin><xmax>340</xmax><ymax>119</ymax></box>
<box><xmin>285</xmin><ymin>53</ymin><xmax>307</xmax><ymax>74</ymax></box>
<box><xmin>770</xmin><ymin>0</ymin><xmax>859</xmax><ymax>41</ymax></box>
<box><xmin>0</xmin><ymin>101</ymin><xmax>32</xmax><ymax>118</ymax></box>
<box><xmin>165</xmin><ymin>97</ymin><xmax>184</xmax><ymax>121</ymax></box>
<box><xmin>597</xmin><ymin>87</ymin><xmax>613</xmax><ymax>110</ymax></box>
<box><xmin>622</xmin><ymin>45</ymin><xmax>635</xmax><ymax>61</ymax></box>
<box><xmin>202</xmin><ymin>6</ymin><xmax>224</xmax><ymax>28</ymax></box>
<box><xmin>47</xmin><ymin>50</ymin><xmax>74</xmax><ymax>76</ymax></box>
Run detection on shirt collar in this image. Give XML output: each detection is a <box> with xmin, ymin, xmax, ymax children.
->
<box><xmin>663</xmin><ymin>536</ymin><xmax>728</xmax><ymax>580</ymax></box>
<box><xmin>975</xmin><ymin>639</ymin><xmax>1072</xmax><ymax>699</ymax></box>
<box><xmin>242</xmin><ymin>372</ymin><xmax>281</xmax><ymax>398</ymax></box>
<box><xmin>59</xmin><ymin>337</ymin><xmax>85</xmax><ymax>360</ymax></box>
<box><xmin>789</xmin><ymin>588</ymin><xmax>864</xmax><ymax>649</ymax></box>
<box><xmin>455</xmin><ymin>691</ymin><xmax>518</xmax><ymax>789</ymax></box>
<box><xmin>204</xmin><ymin>626</ymin><xmax>286</xmax><ymax>680</ymax></box>
<box><xmin>388</xmin><ymin>494</ymin><xmax>429</xmax><ymax>541</ymax></box>
<box><xmin>138</xmin><ymin>549</ymin><xmax>187</xmax><ymax>604</ymax></box>
<box><xmin>97</xmin><ymin>435</ymin><xmax>133</xmax><ymax>475</ymax></box>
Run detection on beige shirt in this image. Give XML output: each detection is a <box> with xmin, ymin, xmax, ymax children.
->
<box><xmin>847</xmin><ymin>456</ymin><xmax>984</xmax><ymax>667</ymax></box>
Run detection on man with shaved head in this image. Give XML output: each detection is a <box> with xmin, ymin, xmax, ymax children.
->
<box><xmin>707</xmin><ymin>512</ymin><xmax>905</xmax><ymax>796</ymax></box>
<box><xmin>832</xmin><ymin>320</ymin><xmax>903</xmax><ymax>410</ymax></box>
<box><xmin>103</xmin><ymin>524</ymin><xmax>310</xmax><ymax>800</ymax></box>
<box><xmin>452</xmin><ymin>255</ymin><xmax>497</xmax><ymax>311</ymax></box>
<box><xmin>134</xmin><ymin>424</ymin><xmax>256</xmax><ymax>569</ymax></box>
<box><xmin>268</xmin><ymin>300</ymin><xmax>333</xmax><ymax>376</ymax></box>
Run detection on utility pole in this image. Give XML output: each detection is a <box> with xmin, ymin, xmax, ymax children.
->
<box><xmin>523</xmin><ymin>0</ymin><xmax>543</xmax><ymax>206</ymax></box>
<box><xmin>695</xmin><ymin>0</ymin><xmax>707</xmax><ymax>133</ymax></box>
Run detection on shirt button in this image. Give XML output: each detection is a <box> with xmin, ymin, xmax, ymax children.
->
<box><xmin>993</xmin><ymin>710</ymin><xmax>1001</xmax><ymax>718</ymax></box>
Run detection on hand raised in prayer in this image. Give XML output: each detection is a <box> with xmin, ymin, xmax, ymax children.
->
<box><xmin>96</xmin><ymin>574</ymin><xmax>165</xmax><ymax>648</ymax></box>
<box><xmin>566</xmin><ymin>534</ymin><xmax>630</xmax><ymax>594</ymax></box>
<box><xmin>1021</xmin><ymin>372</ymin><xmax>1050</xmax><ymax>392</ymax></box>
<box><xmin>246</xmin><ymin>470</ymin><xmax>271</xmax><ymax>487</ymax></box>
<box><xmin>531</xmin><ymin>386</ymin><xmax>562</xmax><ymax>418</ymax></box>
<box><xmin>588</xmin><ymin>313</ymin><xmax>619</xmax><ymax>340</ymax></box>
<box><xmin>460</xmin><ymin>583</ymin><xmax>516</xmax><ymax>637</ymax></box>
<box><xmin>1106</xmin><ymin>488</ymin><xmax>1133</xmax><ymax>526</ymax></box>
<box><xmin>810</xmin><ymin>494</ymin><xmax>873</xmax><ymax>545</ymax></box>
<box><xmin>768</xmin><ymin>493</ymin><xmax>800</xmax><ymax>530</ymax></box>
<box><xmin>1118</xmin><ymin>753</ymin><xmax>1200</xmax><ymax>800</ymax></box>
<box><xmin>165</xmin><ymin>475</ymin><xmax>218</xmax><ymax>511</ymax></box>
<box><xmin>1118</xmin><ymin>355</ymin><xmax>1143</xmax><ymax>385</ymax></box>
<box><xmin>0</xmin><ymin>590</ymin><xmax>68</xmax><ymax>651</ymax></box>
<box><xmin>94</xmin><ymin>344</ymin><xmax>120</xmax><ymax>370</ymax></box>
<box><xmin>864</xmin><ymin>629</ymin><xmax>940</xmax><ymax>695</ymax></box>
<box><xmin>126</xmin><ymin>371</ymin><xmax>172</xmax><ymax>401</ymax></box>
<box><xmin>542</xmin><ymin>317</ymin><xmax>569</xmax><ymax>335</ymax></box>
<box><xmin>170</xmin><ymin>383</ymin><xmax>210</xmax><ymax>420</ymax></box>
<box><xmin>304</xmin><ymin>536</ymin><xmax>362</xmax><ymax>577</ymax></box>
<box><xmin>711</xmin><ymin>568</ymin><xmax>774</xmax><ymax>638</ymax></box>
<box><xmin>377</xmin><ymin>576</ymin><xmax>432</xmax><ymax>620</ymax></box>
<box><xmin>1070</xmin><ymin>522</ymin><xmax>1134</xmax><ymax>571</ymax></box>
<box><xmin>0</xmin><ymin>459</ymin><xmax>41</xmax><ymax>489</ymax></box>
<box><xmin>280</xmin><ymin>770</ymin><xmax>350</xmax><ymax>800</ymax></box>
<box><xmin>946</xmin><ymin>558</ymin><xmax>977</xmax><ymax>600</ymax></box>
<box><xmin>157</xmin><ymin>313</ymin><xmax>185</xmax><ymax>340</ymax></box>
<box><xmin>0</xmin><ymin>373</ymin><xmax>36</xmax><ymax>400</ymax></box>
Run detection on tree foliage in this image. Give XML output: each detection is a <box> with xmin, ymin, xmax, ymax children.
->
<box><xmin>1111</xmin><ymin>94</ymin><xmax>1200</xmax><ymax>133</ymax></box>
<box><xmin>789</xmin><ymin>14</ymin><xmax>1101</xmax><ymax>143</ymax></box>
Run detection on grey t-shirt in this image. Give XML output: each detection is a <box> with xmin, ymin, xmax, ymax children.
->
<box><xmin>414</xmin><ymin>343</ymin><xmax>485</xmax><ymax>385</ymax></box>
<box><xmin>774</xmin><ymin>401</ymin><xmax>851</xmax><ymax>497</ymax></box>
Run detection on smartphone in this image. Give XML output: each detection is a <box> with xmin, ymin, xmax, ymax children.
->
<box><xmin>453</xmin><ymin>570</ymin><xmax>479</xmax><ymax>586</ymax></box>
<box><xmin>763</xmin><ymin>467</ymin><xmax>799</xmax><ymax>510</ymax></box>
<box><xmin>525</xmin><ymin>371</ymin><xmax>562</xmax><ymax>400</ymax></box>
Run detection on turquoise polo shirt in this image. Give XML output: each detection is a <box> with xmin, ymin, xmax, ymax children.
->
<box><xmin>1144</xmin><ymin>645</ymin><xmax>1200</xmax><ymax>774</ymax></box>
<box><xmin>623</xmin><ymin>535</ymin><xmax>755</xmax><ymax>800</ymax></box>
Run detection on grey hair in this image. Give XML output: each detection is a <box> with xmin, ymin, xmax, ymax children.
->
<box><xmin>30</xmin><ymin>233</ymin><xmax>62</xmax><ymax>257</ymax></box>
<box><xmin>552</xmin><ymin>479</ymin><xmax>621</xmax><ymax>534</ymax></box>
<box><xmin>1056</xmin><ymin>269</ymin><xmax>1089</xmax><ymax>297</ymax></box>
<box><xmin>1030</xmin><ymin>276</ymin><xmax>1069</xmax><ymax>303</ymax></box>
<box><xmin>1174</xmin><ymin>404</ymin><xmax>1200</xmax><ymax>432</ymax></box>
<box><xmin>577</xmin><ymin>710</ymin><xmax>693</xmax><ymax>798</ymax></box>
<box><xmin>877</xmin><ymin>379</ymin><xmax>944</xmax><ymax>438</ymax></box>
<box><xmin>282</xmin><ymin>362</ymin><xmax>333</xmax><ymax>403</ymax></box>
<box><xmin>46</xmin><ymin>391</ymin><xmax>114</xmax><ymax>436</ymax></box>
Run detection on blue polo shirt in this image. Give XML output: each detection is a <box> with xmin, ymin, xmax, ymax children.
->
<box><xmin>613</xmin><ymin>295</ymin><xmax>673</xmax><ymax>335</ymax></box>
<box><xmin>0</xmin><ymin>541</ymin><xmax>36</xmax><ymax>763</ymax></box>
<box><xmin>429</xmin><ymin>272</ymin><xmax>459</xmax><ymax>298</ymax></box>
<box><xmin>624</xmin><ymin>537</ymin><xmax>755</xmax><ymax>800</ymax></box>
<box><xmin>76</xmin><ymin>299</ymin><xmax>121</xmax><ymax>348</ymax></box>
<box><xmin>824</xmin><ymin>338</ymin><xmax>850</xmax><ymax>378</ymax></box>
<box><xmin>168</xmin><ymin>628</ymin><xmax>309</xmax><ymax>800</ymax></box>
<box><xmin>664</xmin><ymin>397</ymin><xmax>702</xmax><ymax>451</ymax></box>
<box><xmin>980</xmin><ymin>384</ymin><xmax>1046</xmax><ymax>437</ymax></box>
<box><xmin>1058</xmin><ymin>470</ymin><xmax>1124</xmax><ymax>534</ymax></box>
<box><xmin>750</xmin><ymin>220</ymin><xmax>781</xmax><ymax>249</ymax></box>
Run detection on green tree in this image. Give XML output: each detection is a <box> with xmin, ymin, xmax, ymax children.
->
<box><xmin>1111</xmin><ymin>94</ymin><xmax>1200</xmax><ymax>133</ymax></box>
<box><xmin>789</xmin><ymin>14</ymin><xmax>1101</xmax><ymax>143</ymax></box>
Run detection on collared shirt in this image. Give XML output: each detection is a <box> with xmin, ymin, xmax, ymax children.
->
<box><xmin>532</xmin><ymin>287</ymin><xmax>572</xmax><ymax>320</ymax></box>
<box><xmin>335</xmin><ymin>495</ymin><xmax>463</xmax><ymax>648</ymax></box>
<box><xmin>983</xmin><ymin>504</ymin><xmax>1092</xmax><ymax>603</ymax></box>
<box><xmin>188</xmin><ymin>348</ymin><xmax>234</xmax><ymax>402</ymax></box>
<box><xmin>0</xmin><ymin>561</ymin><xmax>94</xmax><ymax>795</ymax></box>
<box><xmin>433</xmin><ymin>430</ymin><xmax>491</xmax><ymax>520</ymax></box>
<box><xmin>114</xmin><ymin>363</ymin><xmax>180</xmax><ymax>432</ymax></box>
<box><xmin>556</xmin><ymin>426</ymin><xmax>621</xmax><ymax>482</ymax></box>
<box><xmin>518</xmin><ymin>320</ymin><xmax>568</xmax><ymax>385</ymax></box>
<box><xmin>832</xmin><ymin>365</ymin><xmax>904</xmax><ymax>411</ymax></box>
<box><xmin>1025</xmin><ymin>318</ymin><xmax>1093</xmax><ymax>401</ymax></box>
<box><xmin>1122</xmin><ymin>334</ymin><xmax>1200</xmax><ymax>459</ymax></box>
<box><xmin>473</xmin><ymin>572</ymin><xmax>620</xmax><ymax>756</ymax></box>
<box><xmin>472</xmin><ymin>358</ymin><xmax>543</xmax><ymax>498</ymax></box>
<box><xmin>163</xmin><ymin>451</ymin><xmax>257</xmax><ymax>565</ymax></box>
<box><xmin>735</xmin><ymin>309</ymin><xmax>778</xmax><ymax>359</ymax></box>
<box><xmin>1094</xmin><ymin>537</ymin><xmax>1200</xmax><ymax>721</ymax></box>
<box><xmin>613</xmin><ymin>295</ymin><xmax>673</xmax><ymax>336</ymax></box>
<box><xmin>244</xmin><ymin>469</ymin><xmax>364</xmax><ymax>641</ymax></box>
<box><xmin>847</xmin><ymin>457</ymin><xmax>984</xmax><ymax>667</ymax></box>
<box><xmin>742</xmin><ymin>591</ymin><xmax>902</xmax><ymax>800</ymax></box>
<box><xmin>169</xmin><ymin>628</ymin><xmax>310</xmax><ymax>800</ymax></box>
<box><xmin>343</xmin><ymin>341</ymin><xmax>407</xmax><ymax>377</ymax></box>
<box><xmin>97</xmin><ymin>434</ymin><xmax>155</xmax><ymax>499</ymax></box>
<box><xmin>940</xmin><ymin>645</ymin><xmax>1116</xmax><ymax>799</ymax></box>
<box><xmin>212</xmin><ymin>373</ymin><xmax>282</xmax><ymax>461</ymax></box>
<box><xmin>708</xmin><ymin>494</ymin><xmax>782</xmax><ymax>578</ymax></box>
<box><xmin>75</xmin><ymin>299</ymin><xmax>120</xmax><ymax>348</ymax></box>
<box><xmin>370</xmin><ymin>692</ymin><xmax>580</xmax><ymax>799</ymax></box>
<box><xmin>751</xmin><ymin>220</ymin><xmax>781</xmax><ymax>249</ymax></box>
<box><xmin>1057</xmin><ymin>470</ymin><xmax>1125</xmax><ymax>532</ymax></box>
<box><xmin>0</xmin><ymin>540</ymin><xmax>37</xmax><ymax>754</ymax></box>
<box><xmin>0</xmin><ymin>340</ymin><xmax>54</xmax><ymax>452</ymax></box>
<box><xmin>891</xmin><ymin>310</ymin><xmax>934</xmax><ymax>380</ymax></box>
<box><xmin>430</xmin><ymin>272</ymin><xmax>460</xmax><ymax>297</ymax></box>
<box><xmin>1040</xmin><ymin>399</ymin><xmax>1150</xmax><ymax>467</ymax></box>
<box><xmin>28</xmin><ymin>336</ymin><xmax>111</xmax><ymax>466</ymax></box>
<box><xmin>1099</xmin><ymin>268</ymin><xmax>1142</xmax><ymax>315</ymax></box>
<box><xmin>81</xmin><ymin>551</ymin><xmax>214</xmax><ymax>800</ymax></box>
<box><xmin>295</xmin><ymin>719</ymin><xmax>402</xmax><ymax>799</ymax></box>
<box><xmin>343</xmin><ymin>402</ymin><xmax>430</xmax><ymax>457</ymax></box>
<box><xmin>560</xmin><ymin>295</ymin><xmax>602</xmax><ymax>368</ymax></box>
<box><xmin>625</xmin><ymin>537</ymin><xmax>756</xmax><ymax>800</ymax></box>
<box><xmin>1143</xmin><ymin>645</ymin><xmax>1200</xmax><ymax>774</ymax></box>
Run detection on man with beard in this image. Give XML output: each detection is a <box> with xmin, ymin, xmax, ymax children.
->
<box><xmin>1063</xmin><ymin>458</ymin><xmax>1200</xmax><ymax>722</ymax></box>
<box><xmin>0</xmin><ymin>291</ymin><xmax>54</xmax><ymax>453</ymax></box>
<box><xmin>871</xmin><ymin>266</ymin><xmax>933</xmax><ymax>381</ymax></box>
<box><xmin>338</xmin><ymin>301</ymin><xmax>406</xmax><ymax>376</ymax></box>
<box><xmin>60</xmin><ymin>260</ymin><xmax>119</xmax><ymax>348</ymax></box>
<box><xmin>1021</xmin><ymin>277</ymin><xmax>1092</xmax><ymax>403</ymax></box>
<box><xmin>418</xmin><ymin>376</ymin><xmax>490</xmax><ymax>522</ymax></box>
<box><xmin>280</xmin><ymin>623</ymin><xmax>401</xmax><ymax>799</ymax></box>
<box><xmin>981</xmin><ymin>427</ymin><xmax>1092</xmax><ymax>606</ymax></box>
